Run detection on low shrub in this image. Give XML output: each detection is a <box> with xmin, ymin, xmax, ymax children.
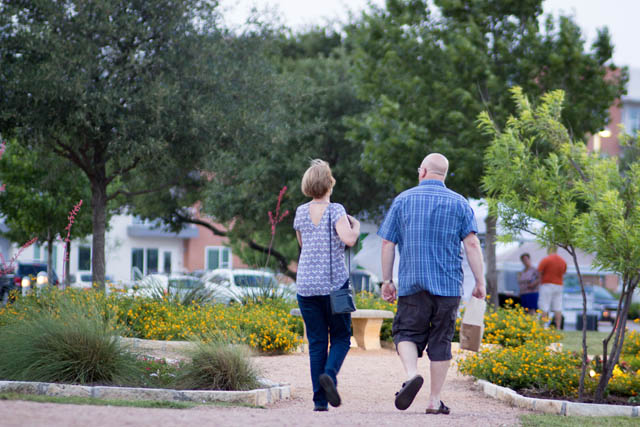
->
<box><xmin>0</xmin><ymin>294</ymin><xmax>136</xmax><ymax>385</ymax></box>
<box><xmin>627</xmin><ymin>302</ymin><xmax>640</xmax><ymax>321</ymax></box>
<box><xmin>454</xmin><ymin>301</ymin><xmax>561</xmax><ymax>347</ymax></box>
<box><xmin>175</xmin><ymin>341</ymin><xmax>260</xmax><ymax>391</ymax></box>
<box><xmin>133</xmin><ymin>356</ymin><xmax>181</xmax><ymax>389</ymax></box>
<box><xmin>459</xmin><ymin>342</ymin><xmax>585</xmax><ymax>397</ymax></box>
<box><xmin>355</xmin><ymin>291</ymin><xmax>396</xmax><ymax>342</ymax></box>
<box><xmin>117</xmin><ymin>297</ymin><xmax>302</xmax><ymax>353</ymax></box>
<box><xmin>623</xmin><ymin>330</ymin><xmax>640</xmax><ymax>356</ymax></box>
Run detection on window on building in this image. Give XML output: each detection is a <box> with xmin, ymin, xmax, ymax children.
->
<box><xmin>206</xmin><ymin>246</ymin><xmax>231</xmax><ymax>270</ymax></box>
<box><xmin>163</xmin><ymin>251</ymin><xmax>172</xmax><ymax>274</ymax></box>
<box><xmin>146</xmin><ymin>248</ymin><xmax>159</xmax><ymax>274</ymax></box>
<box><xmin>78</xmin><ymin>246</ymin><xmax>91</xmax><ymax>271</ymax></box>
<box><xmin>131</xmin><ymin>248</ymin><xmax>144</xmax><ymax>279</ymax></box>
<box><xmin>625</xmin><ymin>106</ymin><xmax>640</xmax><ymax>135</ymax></box>
<box><xmin>33</xmin><ymin>244</ymin><xmax>41</xmax><ymax>260</ymax></box>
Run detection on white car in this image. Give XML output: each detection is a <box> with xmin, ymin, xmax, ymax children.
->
<box><xmin>128</xmin><ymin>274</ymin><xmax>201</xmax><ymax>298</ymax></box>
<box><xmin>201</xmin><ymin>268</ymin><xmax>294</xmax><ymax>304</ymax></box>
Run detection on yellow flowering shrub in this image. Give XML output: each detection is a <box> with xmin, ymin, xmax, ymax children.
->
<box><xmin>623</xmin><ymin>330</ymin><xmax>640</xmax><ymax>356</ymax></box>
<box><xmin>0</xmin><ymin>288</ymin><xmax>302</xmax><ymax>354</ymax></box>
<box><xmin>454</xmin><ymin>301</ymin><xmax>561</xmax><ymax>347</ymax></box>
<box><xmin>355</xmin><ymin>291</ymin><xmax>396</xmax><ymax>341</ymax></box>
<box><xmin>459</xmin><ymin>341</ymin><xmax>587</xmax><ymax>397</ymax></box>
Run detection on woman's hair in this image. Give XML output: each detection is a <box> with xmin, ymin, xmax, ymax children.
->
<box><xmin>301</xmin><ymin>159</ymin><xmax>336</xmax><ymax>198</ymax></box>
<box><xmin>520</xmin><ymin>253</ymin><xmax>530</xmax><ymax>262</ymax></box>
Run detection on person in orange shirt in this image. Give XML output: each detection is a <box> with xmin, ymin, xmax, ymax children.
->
<box><xmin>537</xmin><ymin>247</ymin><xmax>567</xmax><ymax>329</ymax></box>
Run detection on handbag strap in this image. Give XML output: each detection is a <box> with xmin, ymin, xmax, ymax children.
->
<box><xmin>327</xmin><ymin>204</ymin><xmax>351</xmax><ymax>288</ymax></box>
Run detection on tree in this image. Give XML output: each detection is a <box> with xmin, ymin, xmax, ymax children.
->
<box><xmin>0</xmin><ymin>1</ymin><xmax>225</xmax><ymax>288</ymax></box>
<box><xmin>482</xmin><ymin>88</ymin><xmax>640</xmax><ymax>402</ymax></box>
<box><xmin>346</xmin><ymin>0</ymin><xmax>627</xmax><ymax>304</ymax></box>
<box><xmin>0</xmin><ymin>141</ymin><xmax>93</xmax><ymax>284</ymax></box>
<box><xmin>131</xmin><ymin>28</ymin><xmax>396</xmax><ymax>277</ymax></box>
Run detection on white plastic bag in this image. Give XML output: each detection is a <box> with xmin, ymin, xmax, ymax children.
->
<box><xmin>460</xmin><ymin>297</ymin><xmax>486</xmax><ymax>352</ymax></box>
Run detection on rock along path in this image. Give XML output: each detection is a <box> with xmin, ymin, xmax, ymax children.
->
<box><xmin>0</xmin><ymin>348</ymin><xmax>529</xmax><ymax>427</ymax></box>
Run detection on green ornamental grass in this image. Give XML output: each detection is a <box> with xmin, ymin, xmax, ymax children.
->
<box><xmin>0</xmin><ymin>294</ymin><xmax>137</xmax><ymax>385</ymax></box>
<box><xmin>175</xmin><ymin>340</ymin><xmax>260</xmax><ymax>391</ymax></box>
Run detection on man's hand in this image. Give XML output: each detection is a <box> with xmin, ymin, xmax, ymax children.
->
<box><xmin>381</xmin><ymin>282</ymin><xmax>397</xmax><ymax>303</ymax></box>
<box><xmin>472</xmin><ymin>282</ymin><xmax>486</xmax><ymax>300</ymax></box>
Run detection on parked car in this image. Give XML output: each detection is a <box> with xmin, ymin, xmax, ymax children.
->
<box><xmin>128</xmin><ymin>273</ymin><xmax>205</xmax><ymax>299</ymax></box>
<box><xmin>68</xmin><ymin>273</ymin><xmax>114</xmax><ymax>290</ymax></box>
<box><xmin>0</xmin><ymin>261</ymin><xmax>59</xmax><ymax>303</ymax></box>
<box><xmin>563</xmin><ymin>284</ymin><xmax>619</xmax><ymax>323</ymax></box>
<box><xmin>201</xmin><ymin>268</ymin><xmax>294</xmax><ymax>304</ymax></box>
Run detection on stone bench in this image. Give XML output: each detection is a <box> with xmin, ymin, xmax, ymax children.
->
<box><xmin>290</xmin><ymin>308</ymin><xmax>394</xmax><ymax>350</ymax></box>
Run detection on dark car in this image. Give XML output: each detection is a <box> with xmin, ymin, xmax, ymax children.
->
<box><xmin>563</xmin><ymin>284</ymin><xmax>619</xmax><ymax>323</ymax></box>
<box><xmin>0</xmin><ymin>261</ymin><xmax>59</xmax><ymax>303</ymax></box>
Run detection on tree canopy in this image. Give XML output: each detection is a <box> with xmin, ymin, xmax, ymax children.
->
<box><xmin>482</xmin><ymin>87</ymin><xmax>640</xmax><ymax>402</ymax></box>
<box><xmin>346</xmin><ymin>0</ymin><xmax>626</xmax><ymax>197</ymax></box>
<box><xmin>0</xmin><ymin>141</ymin><xmax>93</xmax><ymax>281</ymax></box>
<box><xmin>0</xmin><ymin>1</ymin><xmax>249</xmax><ymax>286</ymax></box>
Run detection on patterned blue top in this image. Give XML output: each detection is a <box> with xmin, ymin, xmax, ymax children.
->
<box><xmin>377</xmin><ymin>180</ymin><xmax>478</xmax><ymax>297</ymax></box>
<box><xmin>293</xmin><ymin>202</ymin><xmax>349</xmax><ymax>296</ymax></box>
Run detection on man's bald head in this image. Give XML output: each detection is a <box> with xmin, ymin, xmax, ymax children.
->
<box><xmin>419</xmin><ymin>153</ymin><xmax>449</xmax><ymax>181</ymax></box>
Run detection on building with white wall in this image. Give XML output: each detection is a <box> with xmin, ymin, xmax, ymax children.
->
<box><xmin>7</xmin><ymin>214</ymin><xmax>198</xmax><ymax>285</ymax></box>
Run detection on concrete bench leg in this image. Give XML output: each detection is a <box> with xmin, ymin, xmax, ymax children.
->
<box><xmin>352</xmin><ymin>318</ymin><xmax>383</xmax><ymax>350</ymax></box>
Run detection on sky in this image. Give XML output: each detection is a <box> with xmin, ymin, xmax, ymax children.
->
<box><xmin>219</xmin><ymin>0</ymin><xmax>640</xmax><ymax>69</ymax></box>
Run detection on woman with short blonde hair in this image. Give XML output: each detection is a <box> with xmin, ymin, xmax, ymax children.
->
<box><xmin>293</xmin><ymin>159</ymin><xmax>360</xmax><ymax>412</ymax></box>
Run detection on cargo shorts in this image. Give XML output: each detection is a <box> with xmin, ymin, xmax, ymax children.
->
<box><xmin>392</xmin><ymin>290</ymin><xmax>461</xmax><ymax>361</ymax></box>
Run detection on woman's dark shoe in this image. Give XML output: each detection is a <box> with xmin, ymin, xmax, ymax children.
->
<box><xmin>313</xmin><ymin>405</ymin><xmax>328</xmax><ymax>412</ymax></box>
<box><xmin>319</xmin><ymin>373</ymin><xmax>341</xmax><ymax>407</ymax></box>
<box><xmin>394</xmin><ymin>374</ymin><xmax>424</xmax><ymax>410</ymax></box>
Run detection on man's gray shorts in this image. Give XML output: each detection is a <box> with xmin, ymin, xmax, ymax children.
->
<box><xmin>392</xmin><ymin>290</ymin><xmax>461</xmax><ymax>361</ymax></box>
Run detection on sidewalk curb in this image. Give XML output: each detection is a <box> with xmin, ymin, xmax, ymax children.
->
<box><xmin>476</xmin><ymin>379</ymin><xmax>639</xmax><ymax>417</ymax></box>
<box><xmin>0</xmin><ymin>379</ymin><xmax>290</xmax><ymax>406</ymax></box>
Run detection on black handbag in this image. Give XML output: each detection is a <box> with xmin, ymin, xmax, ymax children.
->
<box><xmin>327</xmin><ymin>206</ymin><xmax>356</xmax><ymax>315</ymax></box>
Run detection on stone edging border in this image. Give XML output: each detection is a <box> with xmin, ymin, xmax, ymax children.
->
<box><xmin>0</xmin><ymin>379</ymin><xmax>290</xmax><ymax>407</ymax></box>
<box><xmin>119</xmin><ymin>337</ymin><xmax>194</xmax><ymax>352</ymax></box>
<box><xmin>476</xmin><ymin>379</ymin><xmax>639</xmax><ymax>417</ymax></box>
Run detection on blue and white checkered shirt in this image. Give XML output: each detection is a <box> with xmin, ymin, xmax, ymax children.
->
<box><xmin>377</xmin><ymin>180</ymin><xmax>478</xmax><ymax>297</ymax></box>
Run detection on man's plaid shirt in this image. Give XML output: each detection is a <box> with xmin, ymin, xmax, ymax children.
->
<box><xmin>377</xmin><ymin>180</ymin><xmax>478</xmax><ymax>297</ymax></box>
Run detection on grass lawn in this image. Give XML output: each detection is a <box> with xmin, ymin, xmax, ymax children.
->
<box><xmin>561</xmin><ymin>330</ymin><xmax>611</xmax><ymax>354</ymax></box>
<box><xmin>0</xmin><ymin>393</ymin><xmax>261</xmax><ymax>409</ymax></box>
<box><xmin>521</xmin><ymin>414</ymin><xmax>638</xmax><ymax>426</ymax></box>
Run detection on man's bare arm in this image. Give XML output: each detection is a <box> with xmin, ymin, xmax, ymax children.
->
<box><xmin>463</xmin><ymin>232</ymin><xmax>486</xmax><ymax>299</ymax></box>
<box><xmin>381</xmin><ymin>239</ymin><xmax>397</xmax><ymax>302</ymax></box>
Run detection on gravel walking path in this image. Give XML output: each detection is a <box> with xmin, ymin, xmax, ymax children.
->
<box><xmin>0</xmin><ymin>348</ymin><xmax>530</xmax><ymax>426</ymax></box>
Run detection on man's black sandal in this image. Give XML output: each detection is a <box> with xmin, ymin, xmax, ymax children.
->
<box><xmin>425</xmin><ymin>401</ymin><xmax>450</xmax><ymax>415</ymax></box>
<box><xmin>394</xmin><ymin>374</ymin><xmax>424</xmax><ymax>410</ymax></box>
<box><xmin>319</xmin><ymin>374</ymin><xmax>341</xmax><ymax>407</ymax></box>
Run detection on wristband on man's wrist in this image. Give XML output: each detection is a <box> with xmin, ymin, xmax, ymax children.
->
<box><xmin>381</xmin><ymin>279</ymin><xmax>393</xmax><ymax>286</ymax></box>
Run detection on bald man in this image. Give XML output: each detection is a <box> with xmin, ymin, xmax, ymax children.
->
<box><xmin>378</xmin><ymin>153</ymin><xmax>486</xmax><ymax>415</ymax></box>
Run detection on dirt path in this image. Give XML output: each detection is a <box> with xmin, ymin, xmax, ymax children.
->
<box><xmin>0</xmin><ymin>348</ymin><xmax>529</xmax><ymax>426</ymax></box>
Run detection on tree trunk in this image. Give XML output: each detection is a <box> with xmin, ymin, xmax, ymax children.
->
<box><xmin>46</xmin><ymin>234</ymin><xmax>54</xmax><ymax>287</ymax></box>
<box><xmin>484</xmin><ymin>215</ymin><xmax>498</xmax><ymax>307</ymax></box>
<box><xmin>90</xmin><ymin>177</ymin><xmax>108</xmax><ymax>291</ymax></box>
<box><xmin>64</xmin><ymin>240</ymin><xmax>71</xmax><ymax>289</ymax></box>
<box><xmin>595</xmin><ymin>280</ymin><xmax>636</xmax><ymax>401</ymax></box>
<box><xmin>567</xmin><ymin>246</ymin><xmax>589</xmax><ymax>401</ymax></box>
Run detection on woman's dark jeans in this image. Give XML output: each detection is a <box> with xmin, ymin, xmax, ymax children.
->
<box><xmin>297</xmin><ymin>293</ymin><xmax>351</xmax><ymax>408</ymax></box>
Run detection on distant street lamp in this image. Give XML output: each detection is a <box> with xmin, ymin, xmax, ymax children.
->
<box><xmin>593</xmin><ymin>128</ymin><xmax>612</xmax><ymax>152</ymax></box>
